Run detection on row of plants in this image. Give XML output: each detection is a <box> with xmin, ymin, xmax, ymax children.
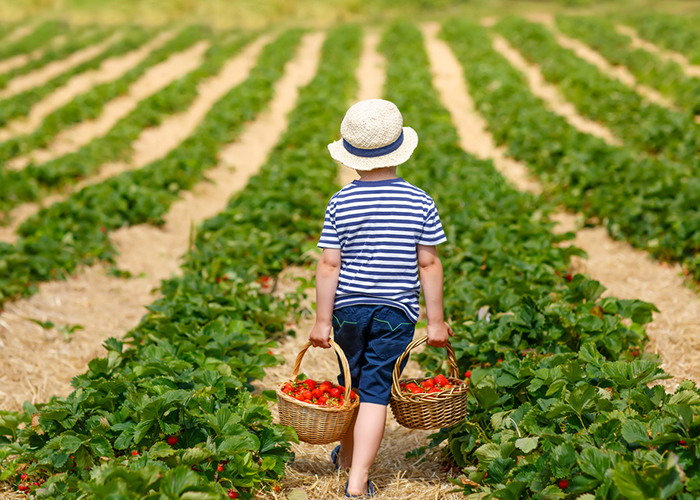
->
<box><xmin>0</xmin><ymin>21</ymin><xmax>64</xmax><ymax>61</ymax></box>
<box><xmin>0</xmin><ymin>25</ymin><xmax>216</xmax><ymax>214</ymax></box>
<box><xmin>626</xmin><ymin>14</ymin><xmax>700</xmax><ymax>66</ymax></box>
<box><xmin>0</xmin><ymin>25</ymin><xmax>214</xmax><ymax>166</ymax></box>
<box><xmin>495</xmin><ymin>17</ymin><xmax>700</xmax><ymax>168</ymax></box>
<box><xmin>0</xmin><ymin>28</ymin><xmax>301</xmax><ymax>306</ymax></box>
<box><xmin>466</xmin><ymin>18</ymin><xmax>700</xmax><ymax>282</ymax></box>
<box><xmin>0</xmin><ymin>25</ymin><xmax>116</xmax><ymax>90</ymax></box>
<box><xmin>0</xmin><ymin>24</ymin><xmax>363</xmax><ymax>499</ymax></box>
<box><xmin>0</xmin><ymin>25</ymin><xmax>156</xmax><ymax>129</ymax></box>
<box><xmin>555</xmin><ymin>16</ymin><xmax>700</xmax><ymax>116</ymax></box>
<box><xmin>388</xmin><ymin>19</ymin><xmax>700</xmax><ymax>498</ymax></box>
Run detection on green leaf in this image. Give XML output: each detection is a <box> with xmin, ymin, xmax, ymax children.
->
<box><xmin>612</xmin><ymin>462</ymin><xmax>660</xmax><ymax>500</ymax></box>
<box><xmin>568</xmin><ymin>385</ymin><xmax>597</xmax><ymax>416</ymax></box>
<box><xmin>550</xmin><ymin>442</ymin><xmax>576</xmax><ymax>478</ymax></box>
<box><xmin>577</xmin><ymin>447</ymin><xmax>612</xmax><ymax>481</ymax></box>
<box><xmin>515</xmin><ymin>437</ymin><xmax>539</xmax><ymax>454</ymax></box>
<box><xmin>182</xmin><ymin>447</ymin><xmax>211</xmax><ymax>465</ymax></box>
<box><xmin>133</xmin><ymin>419</ymin><xmax>154</xmax><ymax>445</ymax></box>
<box><xmin>60</xmin><ymin>435</ymin><xmax>84</xmax><ymax>454</ymax></box>
<box><xmin>621</xmin><ymin>420</ymin><xmax>650</xmax><ymax>446</ymax></box>
<box><xmin>475</xmin><ymin>443</ymin><xmax>501</xmax><ymax>467</ymax></box>
<box><xmin>88</xmin><ymin>435</ymin><xmax>114</xmax><ymax>458</ymax></box>
<box><xmin>668</xmin><ymin>390</ymin><xmax>700</xmax><ymax>406</ymax></box>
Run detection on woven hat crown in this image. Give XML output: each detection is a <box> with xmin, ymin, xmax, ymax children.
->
<box><xmin>340</xmin><ymin>99</ymin><xmax>403</xmax><ymax>150</ymax></box>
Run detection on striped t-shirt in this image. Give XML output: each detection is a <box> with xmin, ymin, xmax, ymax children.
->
<box><xmin>318</xmin><ymin>177</ymin><xmax>447</xmax><ymax>323</ymax></box>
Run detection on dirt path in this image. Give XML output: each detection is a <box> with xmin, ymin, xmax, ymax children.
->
<box><xmin>9</xmin><ymin>33</ymin><xmax>206</xmax><ymax>170</ymax></box>
<box><xmin>0</xmin><ymin>50</ymin><xmax>39</xmax><ymax>75</ymax></box>
<box><xmin>0</xmin><ymin>32</ymin><xmax>324</xmax><ymax>412</ymax></box>
<box><xmin>1</xmin><ymin>24</ymin><xmax>35</xmax><ymax>44</ymax></box>
<box><xmin>490</xmin><ymin>33</ymin><xmax>621</xmax><ymax>146</ymax></box>
<box><xmin>615</xmin><ymin>24</ymin><xmax>700</xmax><ymax>79</ymax></box>
<box><xmin>0</xmin><ymin>34</ymin><xmax>117</xmax><ymax>101</ymax></box>
<box><xmin>336</xmin><ymin>32</ymin><xmax>384</xmax><ymax>187</ymax></box>
<box><xmin>421</xmin><ymin>22</ymin><xmax>700</xmax><ymax>390</ymax></box>
<box><xmin>0</xmin><ymin>32</ymin><xmax>175</xmax><ymax>144</ymax></box>
<box><xmin>527</xmin><ymin>14</ymin><xmax>677</xmax><ymax>112</ymax></box>
<box><xmin>256</xmin><ymin>31</ymin><xmax>462</xmax><ymax>500</ymax></box>
<box><xmin>0</xmin><ymin>37</ymin><xmax>217</xmax><ymax>245</ymax></box>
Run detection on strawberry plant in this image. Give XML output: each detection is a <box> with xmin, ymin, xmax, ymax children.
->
<box><xmin>0</xmin><ymin>25</ymin><xmax>209</xmax><ymax>169</ymax></box>
<box><xmin>0</xmin><ymin>20</ymin><xmax>64</xmax><ymax>61</ymax></box>
<box><xmin>626</xmin><ymin>13</ymin><xmax>700</xmax><ymax>65</ymax></box>
<box><xmin>0</xmin><ymin>29</ymin><xmax>302</xmax><ymax>305</ymax></box>
<box><xmin>0</xmin><ymin>24</ymin><xmax>362</xmax><ymax>498</ymax></box>
<box><xmin>0</xmin><ymin>25</ymin><xmax>116</xmax><ymax>91</ymax></box>
<box><xmin>556</xmin><ymin>15</ymin><xmax>700</xmax><ymax>115</ymax></box>
<box><xmin>0</xmin><ymin>25</ymin><xmax>155</xmax><ymax>128</ymax></box>
<box><xmin>495</xmin><ymin>17</ymin><xmax>700</xmax><ymax>167</ymax></box>
<box><xmin>441</xmin><ymin>19</ymin><xmax>700</xmax><ymax>285</ymax></box>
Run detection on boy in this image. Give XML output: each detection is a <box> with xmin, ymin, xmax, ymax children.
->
<box><xmin>309</xmin><ymin>99</ymin><xmax>452</xmax><ymax>498</ymax></box>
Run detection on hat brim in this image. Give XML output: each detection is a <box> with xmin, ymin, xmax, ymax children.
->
<box><xmin>327</xmin><ymin>127</ymin><xmax>418</xmax><ymax>171</ymax></box>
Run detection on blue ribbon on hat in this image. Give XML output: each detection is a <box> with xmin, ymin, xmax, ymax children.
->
<box><xmin>342</xmin><ymin>130</ymin><xmax>404</xmax><ymax>158</ymax></box>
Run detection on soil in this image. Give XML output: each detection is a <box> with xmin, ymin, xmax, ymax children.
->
<box><xmin>0</xmin><ymin>32</ymin><xmax>177</xmax><ymax>146</ymax></box>
<box><xmin>8</xmin><ymin>31</ymin><xmax>179</xmax><ymax>168</ymax></box>
<box><xmin>0</xmin><ymin>34</ymin><xmax>117</xmax><ymax>101</ymax></box>
<box><xmin>424</xmin><ymin>20</ymin><xmax>700</xmax><ymax>391</ymax></box>
<box><xmin>528</xmin><ymin>14</ymin><xmax>677</xmax><ymax>111</ymax></box>
<box><xmin>490</xmin><ymin>33</ymin><xmax>622</xmax><ymax>146</ymax></box>
<box><xmin>0</xmin><ymin>31</ymin><xmax>325</xmax><ymax>412</ymax></box>
<box><xmin>616</xmin><ymin>24</ymin><xmax>700</xmax><ymax>78</ymax></box>
<box><xmin>336</xmin><ymin>32</ymin><xmax>384</xmax><ymax>187</ymax></box>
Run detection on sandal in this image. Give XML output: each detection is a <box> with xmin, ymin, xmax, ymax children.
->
<box><xmin>345</xmin><ymin>479</ymin><xmax>376</xmax><ymax>498</ymax></box>
<box><xmin>330</xmin><ymin>445</ymin><xmax>342</xmax><ymax>470</ymax></box>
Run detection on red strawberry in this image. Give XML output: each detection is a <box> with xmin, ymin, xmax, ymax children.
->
<box><xmin>304</xmin><ymin>379</ymin><xmax>317</xmax><ymax>391</ymax></box>
<box><xmin>228</xmin><ymin>490</ymin><xmax>238</xmax><ymax>499</ymax></box>
<box><xmin>217</xmin><ymin>465</ymin><xmax>224</xmax><ymax>472</ymax></box>
<box><xmin>680</xmin><ymin>440</ymin><xmax>687</xmax><ymax>445</ymax></box>
<box><xmin>465</xmin><ymin>371</ymin><xmax>472</xmax><ymax>379</ymax></box>
<box><xmin>565</xmin><ymin>274</ymin><xmax>573</xmax><ymax>282</ymax></box>
<box><xmin>318</xmin><ymin>396</ymin><xmax>327</xmax><ymax>405</ymax></box>
<box><xmin>131</xmin><ymin>451</ymin><xmax>139</xmax><ymax>456</ymax></box>
<box><xmin>558</xmin><ymin>479</ymin><xmax>569</xmax><ymax>489</ymax></box>
<box><xmin>20</xmin><ymin>474</ymin><xmax>28</xmax><ymax>481</ymax></box>
<box><xmin>167</xmin><ymin>436</ymin><xmax>178</xmax><ymax>446</ymax></box>
<box><xmin>320</xmin><ymin>381</ymin><xmax>333</xmax><ymax>393</ymax></box>
<box><xmin>312</xmin><ymin>388</ymin><xmax>324</xmax><ymax>399</ymax></box>
<box><xmin>350</xmin><ymin>390</ymin><xmax>357</xmax><ymax>400</ymax></box>
<box><xmin>422</xmin><ymin>379</ymin><xmax>435</xmax><ymax>389</ymax></box>
<box><xmin>329</xmin><ymin>387</ymin><xmax>342</xmax><ymax>399</ymax></box>
<box><xmin>273</xmin><ymin>485</ymin><xmax>281</xmax><ymax>492</ymax></box>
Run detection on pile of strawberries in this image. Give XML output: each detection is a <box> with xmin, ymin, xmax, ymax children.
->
<box><xmin>280</xmin><ymin>378</ymin><xmax>357</xmax><ymax>407</ymax></box>
<box><xmin>399</xmin><ymin>373</ymin><xmax>463</xmax><ymax>395</ymax></box>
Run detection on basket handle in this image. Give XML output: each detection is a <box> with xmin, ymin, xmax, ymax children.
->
<box><xmin>291</xmin><ymin>339</ymin><xmax>354</xmax><ymax>409</ymax></box>
<box><xmin>391</xmin><ymin>336</ymin><xmax>460</xmax><ymax>396</ymax></box>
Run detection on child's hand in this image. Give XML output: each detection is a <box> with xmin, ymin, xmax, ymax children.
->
<box><xmin>309</xmin><ymin>321</ymin><xmax>332</xmax><ymax>348</ymax></box>
<box><xmin>427</xmin><ymin>321</ymin><xmax>453</xmax><ymax>348</ymax></box>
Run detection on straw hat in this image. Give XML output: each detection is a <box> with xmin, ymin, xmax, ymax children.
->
<box><xmin>328</xmin><ymin>99</ymin><xmax>418</xmax><ymax>171</ymax></box>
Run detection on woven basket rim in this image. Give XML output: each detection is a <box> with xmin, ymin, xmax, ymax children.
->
<box><xmin>276</xmin><ymin>383</ymin><xmax>360</xmax><ymax>413</ymax></box>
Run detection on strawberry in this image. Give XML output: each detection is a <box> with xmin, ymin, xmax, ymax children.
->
<box><xmin>304</xmin><ymin>379</ymin><xmax>317</xmax><ymax>391</ymax></box>
<box><xmin>300</xmin><ymin>390</ymin><xmax>312</xmax><ymax>401</ymax></box>
<box><xmin>464</xmin><ymin>371</ymin><xmax>472</xmax><ymax>379</ymax></box>
<box><xmin>20</xmin><ymin>474</ymin><xmax>27</xmax><ymax>481</ymax></box>
<box><xmin>217</xmin><ymin>465</ymin><xmax>224</xmax><ymax>472</ymax></box>
<box><xmin>434</xmin><ymin>374</ymin><xmax>449</xmax><ymax>387</ymax></box>
<box><xmin>565</xmin><ymin>273</ymin><xmax>573</xmax><ymax>282</ymax></box>
<box><xmin>350</xmin><ymin>390</ymin><xmax>357</xmax><ymax>400</ymax></box>
<box><xmin>312</xmin><ymin>388</ymin><xmax>324</xmax><ymax>399</ymax></box>
<box><xmin>558</xmin><ymin>479</ymin><xmax>569</xmax><ymax>489</ymax></box>
<box><xmin>131</xmin><ymin>451</ymin><xmax>139</xmax><ymax>456</ymax></box>
<box><xmin>680</xmin><ymin>440</ymin><xmax>687</xmax><ymax>445</ymax></box>
<box><xmin>320</xmin><ymin>381</ymin><xmax>333</xmax><ymax>393</ymax></box>
<box><xmin>228</xmin><ymin>490</ymin><xmax>238</xmax><ymax>499</ymax></box>
<box><xmin>406</xmin><ymin>382</ymin><xmax>419</xmax><ymax>392</ymax></box>
<box><xmin>422</xmin><ymin>379</ymin><xmax>435</xmax><ymax>390</ymax></box>
<box><xmin>167</xmin><ymin>436</ymin><xmax>178</xmax><ymax>446</ymax></box>
<box><xmin>330</xmin><ymin>387</ymin><xmax>342</xmax><ymax>399</ymax></box>
<box><xmin>273</xmin><ymin>485</ymin><xmax>281</xmax><ymax>492</ymax></box>
<box><xmin>318</xmin><ymin>396</ymin><xmax>328</xmax><ymax>405</ymax></box>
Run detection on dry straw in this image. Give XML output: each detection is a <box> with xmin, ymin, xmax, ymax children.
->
<box><xmin>390</xmin><ymin>336</ymin><xmax>468</xmax><ymax>430</ymax></box>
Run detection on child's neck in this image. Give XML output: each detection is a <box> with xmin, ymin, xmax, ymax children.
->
<box><xmin>357</xmin><ymin>166</ymin><xmax>398</xmax><ymax>182</ymax></box>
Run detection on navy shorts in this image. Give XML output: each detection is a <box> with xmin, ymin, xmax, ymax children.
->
<box><xmin>333</xmin><ymin>305</ymin><xmax>416</xmax><ymax>406</ymax></box>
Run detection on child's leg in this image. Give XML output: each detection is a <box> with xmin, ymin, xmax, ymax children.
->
<box><xmin>346</xmin><ymin>402</ymin><xmax>386</xmax><ymax>495</ymax></box>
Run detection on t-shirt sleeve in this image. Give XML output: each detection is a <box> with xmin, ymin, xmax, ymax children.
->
<box><xmin>318</xmin><ymin>198</ymin><xmax>341</xmax><ymax>249</ymax></box>
<box><xmin>417</xmin><ymin>198</ymin><xmax>447</xmax><ymax>246</ymax></box>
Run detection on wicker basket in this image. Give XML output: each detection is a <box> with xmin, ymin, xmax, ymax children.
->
<box><xmin>389</xmin><ymin>336</ymin><xmax>468</xmax><ymax>430</ymax></box>
<box><xmin>276</xmin><ymin>340</ymin><xmax>360</xmax><ymax>445</ymax></box>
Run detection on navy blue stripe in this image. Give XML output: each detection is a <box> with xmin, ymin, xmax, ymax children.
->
<box><xmin>342</xmin><ymin>130</ymin><xmax>404</xmax><ymax>158</ymax></box>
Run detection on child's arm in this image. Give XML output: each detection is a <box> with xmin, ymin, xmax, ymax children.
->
<box><xmin>309</xmin><ymin>248</ymin><xmax>342</xmax><ymax>349</ymax></box>
<box><xmin>418</xmin><ymin>244</ymin><xmax>453</xmax><ymax>347</ymax></box>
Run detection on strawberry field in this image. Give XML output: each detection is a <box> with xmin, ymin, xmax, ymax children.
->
<box><xmin>1</xmin><ymin>10</ymin><xmax>700</xmax><ymax>500</ymax></box>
